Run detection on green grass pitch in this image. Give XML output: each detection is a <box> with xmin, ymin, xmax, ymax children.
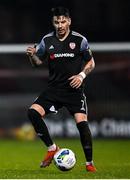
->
<box><xmin>0</xmin><ymin>138</ymin><xmax>130</xmax><ymax>179</ymax></box>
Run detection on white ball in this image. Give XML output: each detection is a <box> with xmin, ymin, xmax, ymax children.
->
<box><xmin>53</xmin><ymin>148</ymin><xmax>76</xmax><ymax>171</ymax></box>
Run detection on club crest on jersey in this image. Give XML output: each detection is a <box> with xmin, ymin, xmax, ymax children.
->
<box><xmin>69</xmin><ymin>42</ymin><xmax>76</xmax><ymax>49</ymax></box>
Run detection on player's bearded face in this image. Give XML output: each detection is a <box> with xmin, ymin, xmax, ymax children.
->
<box><xmin>53</xmin><ymin>16</ymin><xmax>71</xmax><ymax>37</ymax></box>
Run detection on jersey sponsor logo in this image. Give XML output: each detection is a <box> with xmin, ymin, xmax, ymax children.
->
<box><xmin>50</xmin><ymin>53</ymin><xmax>74</xmax><ymax>59</ymax></box>
<box><xmin>69</xmin><ymin>42</ymin><xmax>76</xmax><ymax>49</ymax></box>
<box><xmin>50</xmin><ymin>54</ymin><xmax>55</xmax><ymax>59</ymax></box>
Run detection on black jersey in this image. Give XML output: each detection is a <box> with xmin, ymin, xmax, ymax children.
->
<box><xmin>36</xmin><ymin>31</ymin><xmax>93</xmax><ymax>89</ymax></box>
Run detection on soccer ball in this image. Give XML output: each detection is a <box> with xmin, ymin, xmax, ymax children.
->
<box><xmin>53</xmin><ymin>148</ymin><xmax>76</xmax><ymax>171</ymax></box>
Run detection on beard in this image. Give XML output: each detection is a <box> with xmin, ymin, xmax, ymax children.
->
<box><xmin>57</xmin><ymin>28</ymin><xmax>66</xmax><ymax>35</ymax></box>
<box><xmin>56</xmin><ymin>27</ymin><xmax>70</xmax><ymax>40</ymax></box>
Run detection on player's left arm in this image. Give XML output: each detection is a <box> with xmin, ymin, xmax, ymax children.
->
<box><xmin>82</xmin><ymin>56</ymin><xmax>95</xmax><ymax>76</ymax></box>
<box><xmin>69</xmin><ymin>36</ymin><xmax>95</xmax><ymax>89</ymax></box>
<box><xmin>69</xmin><ymin>57</ymin><xmax>95</xmax><ymax>89</ymax></box>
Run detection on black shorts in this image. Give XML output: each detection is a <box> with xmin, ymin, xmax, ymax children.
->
<box><xmin>33</xmin><ymin>87</ymin><xmax>88</xmax><ymax>116</ymax></box>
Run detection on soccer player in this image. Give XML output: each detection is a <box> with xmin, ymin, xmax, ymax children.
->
<box><xmin>26</xmin><ymin>7</ymin><xmax>96</xmax><ymax>172</ymax></box>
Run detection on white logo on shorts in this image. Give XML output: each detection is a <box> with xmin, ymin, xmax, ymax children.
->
<box><xmin>49</xmin><ymin>105</ymin><xmax>58</xmax><ymax>113</ymax></box>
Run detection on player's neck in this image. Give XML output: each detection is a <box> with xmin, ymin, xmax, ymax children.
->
<box><xmin>57</xmin><ymin>29</ymin><xmax>70</xmax><ymax>41</ymax></box>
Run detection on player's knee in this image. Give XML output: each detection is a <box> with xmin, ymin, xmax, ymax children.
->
<box><xmin>27</xmin><ymin>108</ymin><xmax>42</xmax><ymax>121</ymax></box>
<box><xmin>30</xmin><ymin>104</ymin><xmax>45</xmax><ymax>117</ymax></box>
<box><xmin>74</xmin><ymin>113</ymin><xmax>88</xmax><ymax>124</ymax></box>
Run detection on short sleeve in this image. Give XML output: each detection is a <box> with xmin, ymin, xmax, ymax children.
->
<box><xmin>80</xmin><ymin>37</ymin><xmax>93</xmax><ymax>61</ymax></box>
<box><xmin>36</xmin><ymin>38</ymin><xmax>46</xmax><ymax>56</ymax></box>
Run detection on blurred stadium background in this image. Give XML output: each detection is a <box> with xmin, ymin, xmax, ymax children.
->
<box><xmin>0</xmin><ymin>0</ymin><xmax>130</xmax><ymax>140</ymax></box>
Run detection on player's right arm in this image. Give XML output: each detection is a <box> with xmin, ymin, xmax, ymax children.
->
<box><xmin>26</xmin><ymin>45</ymin><xmax>43</xmax><ymax>67</ymax></box>
<box><xmin>26</xmin><ymin>38</ymin><xmax>46</xmax><ymax>67</ymax></box>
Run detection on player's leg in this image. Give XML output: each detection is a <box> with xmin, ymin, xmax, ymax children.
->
<box><xmin>74</xmin><ymin>113</ymin><xmax>96</xmax><ymax>172</ymax></box>
<box><xmin>28</xmin><ymin>104</ymin><xmax>54</xmax><ymax>147</ymax></box>
<box><xmin>28</xmin><ymin>103</ymin><xmax>59</xmax><ymax>167</ymax></box>
<box><xmin>57</xmin><ymin>89</ymin><xmax>96</xmax><ymax>171</ymax></box>
<box><xmin>67</xmin><ymin>91</ymin><xmax>96</xmax><ymax>172</ymax></box>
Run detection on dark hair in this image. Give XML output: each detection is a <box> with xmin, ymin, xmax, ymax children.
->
<box><xmin>51</xmin><ymin>7</ymin><xmax>70</xmax><ymax>17</ymax></box>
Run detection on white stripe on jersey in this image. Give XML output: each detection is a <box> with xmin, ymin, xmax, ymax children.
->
<box><xmin>43</xmin><ymin>32</ymin><xmax>54</xmax><ymax>39</ymax></box>
<box><xmin>72</xmin><ymin>31</ymin><xmax>89</xmax><ymax>51</ymax></box>
<box><xmin>72</xmin><ymin>31</ymin><xmax>85</xmax><ymax>39</ymax></box>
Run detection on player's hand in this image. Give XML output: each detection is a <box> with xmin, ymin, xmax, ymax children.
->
<box><xmin>26</xmin><ymin>46</ymin><xmax>36</xmax><ymax>57</ymax></box>
<box><xmin>68</xmin><ymin>74</ymin><xmax>83</xmax><ymax>89</ymax></box>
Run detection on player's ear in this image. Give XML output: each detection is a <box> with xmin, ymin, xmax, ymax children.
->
<box><xmin>68</xmin><ymin>17</ymin><xmax>71</xmax><ymax>25</ymax></box>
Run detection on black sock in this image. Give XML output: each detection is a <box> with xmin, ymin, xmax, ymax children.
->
<box><xmin>77</xmin><ymin>121</ymin><xmax>92</xmax><ymax>162</ymax></box>
<box><xmin>28</xmin><ymin>108</ymin><xmax>53</xmax><ymax>147</ymax></box>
